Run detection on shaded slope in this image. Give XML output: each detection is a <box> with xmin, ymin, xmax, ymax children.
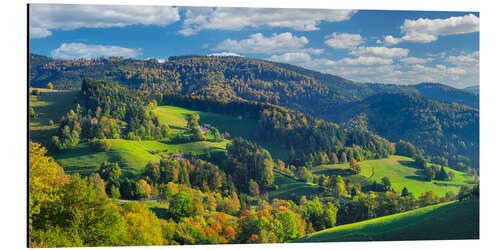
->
<box><xmin>332</xmin><ymin>93</ymin><xmax>479</xmax><ymax>170</ymax></box>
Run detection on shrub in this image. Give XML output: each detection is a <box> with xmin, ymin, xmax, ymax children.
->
<box><xmin>90</xmin><ymin>139</ymin><xmax>112</xmax><ymax>152</ymax></box>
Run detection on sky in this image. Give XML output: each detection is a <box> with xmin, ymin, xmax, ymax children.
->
<box><xmin>28</xmin><ymin>4</ymin><xmax>479</xmax><ymax>88</ymax></box>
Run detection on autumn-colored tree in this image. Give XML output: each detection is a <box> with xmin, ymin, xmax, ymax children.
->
<box><xmin>261</xmin><ymin>158</ymin><xmax>275</xmax><ymax>188</ymax></box>
<box><xmin>29</xmin><ymin>142</ymin><xmax>69</xmax><ymax>232</ymax></box>
<box><xmin>349</xmin><ymin>158</ymin><xmax>361</xmax><ymax>174</ymax></box>
<box><xmin>340</xmin><ymin>152</ymin><xmax>347</xmax><ymax>163</ymax></box>
<box><xmin>136</xmin><ymin>179</ymin><xmax>152</xmax><ymax>200</ymax></box>
<box><xmin>121</xmin><ymin>203</ymin><xmax>165</xmax><ymax>245</ymax></box>
<box><xmin>249</xmin><ymin>179</ymin><xmax>260</xmax><ymax>196</ymax></box>
<box><xmin>187</xmin><ymin>113</ymin><xmax>200</xmax><ymax>131</ymax></box>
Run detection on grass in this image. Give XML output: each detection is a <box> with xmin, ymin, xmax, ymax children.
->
<box><xmin>268</xmin><ymin>172</ymin><xmax>320</xmax><ymax>200</ymax></box>
<box><xmin>157</xmin><ymin>105</ymin><xmax>291</xmax><ymax>160</ymax></box>
<box><xmin>157</xmin><ymin>105</ymin><xmax>257</xmax><ymax>139</ymax></box>
<box><xmin>53</xmin><ymin>138</ymin><xmax>229</xmax><ymax>178</ymax></box>
<box><xmin>29</xmin><ymin>88</ymin><xmax>78</xmax><ymax>147</ymax></box>
<box><xmin>293</xmin><ymin>198</ymin><xmax>479</xmax><ymax>242</ymax></box>
<box><xmin>311</xmin><ymin>155</ymin><xmax>472</xmax><ymax>197</ymax></box>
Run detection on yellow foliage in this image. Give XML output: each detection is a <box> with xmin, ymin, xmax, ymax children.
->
<box><xmin>29</xmin><ymin>142</ymin><xmax>68</xmax><ymax>230</ymax></box>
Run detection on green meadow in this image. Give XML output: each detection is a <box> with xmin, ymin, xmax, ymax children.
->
<box><xmin>293</xmin><ymin>198</ymin><xmax>479</xmax><ymax>242</ymax></box>
<box><xmin>311</xmin><ymin>155</ymin><xmax>472</xmax><ymax>197</ymax></box>
<box><xmin>54</xmin><ymin>138</ymin><xmax>228</xmax><ymax>178</ymax></box>
<box><xmin>268</xmin><ymin>172</ymin><xmax>320</xmax><ymax>200</ymax></box>
<box><xmin>29</xmin><ymin>88</ymin><xmax>78</xmax><ymax>146</ymax></box>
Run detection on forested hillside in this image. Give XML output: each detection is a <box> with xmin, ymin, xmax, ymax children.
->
<box><xmin>333</xmin><ymin>93</ymin><xmax>479</xmax><ymax>171</ymax></box>
<box><xmin>29</xmin><ymin>54</ymin><xmax>479</xmax><ymax>114</ymax></box>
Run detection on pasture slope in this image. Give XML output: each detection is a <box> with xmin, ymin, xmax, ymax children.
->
<box><xmin>268</xmin><ymin>173</ymin><xmax>320</xmax><ymax>200</ymax></box>
<box><xmin>293</xmin><ymin>198</ymin><xmax>479</xmax><ymax>242</ymax></box>
<box><xmin>29</xmin><ymin>88</ymin><xmax>78</xmax><ymax>146</ymax></box>
<box><xmin>311</xmin><ymin>155</ymin><xmax>472</xmax><ymax>197</ymax></box>
<box><xmin>53</xmin><ymin>139</ymin><xmax>228</xmax><ymax>177</ymax></box>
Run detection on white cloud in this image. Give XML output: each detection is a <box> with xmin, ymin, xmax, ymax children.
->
<box><xmin>145</xmin><ymin>58</ymin><xmax>166</xmax><ymax>63</ymax></box>
<box><xmin>50</xmin><ymin>43</ymin><xmax>142</xmax><ymax>59</ymax></box>
<box><xmin>338</xmin><ymin>56</ymin><xmax>393</xmax><ymax>66</ymax></box>
<box><xmin>411</xmin><ymin>64</ymin><xmax>465</xmax><ymax>75</ymax></box>
<box><xmin>207</xmin><ymin>52</ymin><xmax>242</xmax><ymax>57</ymax></box>
<box><xmin>350</xmin><ymin>46</ymin><xmax>409</xmax><ymax>58</ymax></box>
<box><xmin>383</xmin><ymin>14</ymin><xmax>479</xmax><ymax>45</ymax></box>
<box><xmin>179</xmin><ymin>7</ymin><xmax>357</xmax><ymax>35</ymax></box>
<box><xmin>303</xmin><ymin>48</ymin><xmax>325</xmax><ymax>55</ymax></box>
<box><xmin>399</xmin><ymin>57</ymin><xmax>434</xmax><ymax>64</ymax></box>
<box><xmin>445</xmin><ymin>51</ymin><xmax>479</xmax><ymax>66</ymax></box>
<box><xmin>324</xmin><ymin>33</ymin><xmax>364</xmax><ymax>49</ymax></box>
<box><xmin>215</xmin><ymin>32</ymin><xmax>309</xmax><ymax>54</ymax></box>
<box><xmin>264</xmin><ymin>51</ymin><xmax>475</xmax><ymax>88</ymax></box>
<box><xmin>29</xmin><ymin>4</ymin><xmax>180</xmax><ymax>38</ymax></box>
<box><xmin>269</xmin><ymin>52</ymin><xmax>391</xmax><ymax>69</ymax></box>
<box><xmin>269</xmin><ymin>52</ymin><xmax>312</xmax><ymax>64</ymax></box>
<box><xmin>425</xmin><ymin>51</ymin><xmax>447</xmax><ymax>58</ymax></box>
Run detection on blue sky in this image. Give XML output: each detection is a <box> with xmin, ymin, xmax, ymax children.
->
<box><xmin>29</xmin><ymin>4</ymin><xmax>479</xmax><ymax>88</ymax></box>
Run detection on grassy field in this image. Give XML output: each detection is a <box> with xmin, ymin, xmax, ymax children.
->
<box><xmin>268</xmin><ymin>172</ymin><xmax>320</xmax><ymax>200</ymax></box>
<box><xmin>293</xmin><ymin>198</ymin><xmax>479</xmax><ymax>242</ymax></box>
<box><xmin>157</xmin><ymin>105</ymin><xmax>257</xmax><ymax>139</ymax></box>
<box><xmin>157</xmin><ymin>105</ymin><xmax>290</xmax><ymax>160</ymax></box>
<box><xmin>29</xmin><ymin>88</ymin><xmax>78</xmax><ymax>146</ymax></box>
<box><xmin>54</xmin><ymin>139</ymin><xmax>229</xmax><ymax>177</ymax></box>
<box><xmin>311</xmin><ymin>155</ymin><xmax>472</xmax><ymax>197</ymax></box>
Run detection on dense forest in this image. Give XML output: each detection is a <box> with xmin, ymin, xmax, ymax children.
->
<box><xmin>29</xmin><ymin>54</ymin><xmax>478</xmax><ymax>113</ymax></box>
<box><xmin>334</xmin><ymin>93</ymin><xmax>479</xmax><ymax>171</ymax></box>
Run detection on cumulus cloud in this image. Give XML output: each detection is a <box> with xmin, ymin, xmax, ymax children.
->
<box><xmin>179</xmin><ymin>7</ymin><xmax>357</xmax><ymax>35</ymax></box>
<box><xmin>215</xmin><ymin>32</ymin><xmax>309</xmax><ymax>54</ymax></box>
<box><xmin>350</xmin><ymin>46</ymin><xmax>409</xmax><ymax>58</ymax></box>
<box><xmin>208</xmin><ymin>52</ymin><xmax>242</xmax><ymax>57</ymax></box>
<box><xmin>265</xmin><ymin>50</ymin><xmax>476</xmax><ymax>87</ymax></box>
<box><xmin>445</xmin><ymin>51</ymin><xmax>479</xmax><ymax>66</ymax></box>
<box><xmin>50</xmin><ymin>43</ymin><xmax>142</xmax><ymax>59</ymax></box>
<box><xmin>269</xmin><ymin>52</ymin><xmax>312</xmax><ymax>64</ymax></box>
<box><xmin>338</xmin><ymin>56</ymin><xmax>393</xmax><ymax>66</ymax></box>
<box><xmin>411</xmin><ymin>64</ymin><xmax>465</xmax><ymax>75</ymax></box>
<box><xmin>399</xmin><ymin>57</ymin><xmax>434</xmax><ymax>64</ymax></box>
<box><xmin>29</xmin><ymin>4</ymin><xmax>180</xmax><ymax>38</ymax></box>
<box><xmin>269</xmin><ymin>52</ymin><xmax>391</xmax><ymax>69</ymax></box>
<box><xmin>324</xmin><ymin>33</ymin><xmax>364</xmax><ymax>49</ymax></box>
<box><xmin>383</xmin><ymin>14</ymin><xmax>479</xmax><ymax>45</ymax></box>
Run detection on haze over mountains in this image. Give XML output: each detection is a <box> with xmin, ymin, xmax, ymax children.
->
<box><xmin>463</xmin><ymin>85</ymin><xmax>479</xmax><ymax>95</ymax></box>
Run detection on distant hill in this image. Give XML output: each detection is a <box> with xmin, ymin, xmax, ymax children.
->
<box><xmin>332</xmin><ymin>93</ymin><xmax>479</xmax><ymax>170</ymax></box>
<box><xmin>293</xmin><ymin>199</ymin><xmax>479</xmax><ymax>242</ymax></box>
<box><xmin>29</xmin><ymin>54</ymin><xmax>479</xmax><ymax>113</ymax></box>
<box><xmin>463</xmin><ymin>85</ymin><xmax>479</xmax><ymax>95</ymax></box>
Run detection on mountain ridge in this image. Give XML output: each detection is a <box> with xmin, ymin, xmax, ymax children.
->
<box><xmin>29</xmin><ymin>53</ymin><xmax>478</xmax><ymax>109</ymax></box>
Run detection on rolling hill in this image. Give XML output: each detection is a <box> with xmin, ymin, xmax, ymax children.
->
<box><xmin>310</xmin><ymin>155</ymin><xmax>473</xmax><ymax>197</ymax></box>
<box><xmin>293</xmin><ymin>199</ymin><xmax>479</xmax><ymax>242</ymax></box>
<box><xmin>332</xmin><ymin>93</ymin><xmax>479</xmax><ymax>170</ymax></box>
